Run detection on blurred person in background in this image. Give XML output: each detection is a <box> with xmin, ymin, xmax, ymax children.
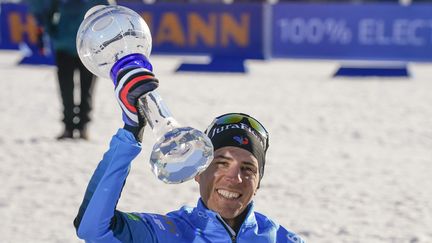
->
<box><xmin>73</xmin><ymin>64</ymin><xmax>305</xmax><ymax>242</ymax></box>
<box><xmin>25</xmin><ymin>0</ymin><xmax>110</xmax><ymax>140</ymax></box>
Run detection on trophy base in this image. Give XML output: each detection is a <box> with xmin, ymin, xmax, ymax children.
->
<box><xmin>150</xmin><ymin>127</ymin><xmax>214</xmax><ymax>184</ymax></box>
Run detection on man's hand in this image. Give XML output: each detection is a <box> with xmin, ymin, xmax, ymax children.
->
<box><xmin>114</xmin><ymin>67</ymin><xmax>159</xmax><ymax>141</ymax></box>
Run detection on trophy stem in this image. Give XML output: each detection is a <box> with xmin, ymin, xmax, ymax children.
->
<box><xmin>137</xmin><ymin>91</ymin><xmax>179</xmax><ymax>139</ymax></box>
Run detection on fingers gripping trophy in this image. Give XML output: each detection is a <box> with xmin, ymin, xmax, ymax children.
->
<box><xmin>76</xmin><ymin>5</ymin><xmax>214</xmax><ymax>183</ymax></box>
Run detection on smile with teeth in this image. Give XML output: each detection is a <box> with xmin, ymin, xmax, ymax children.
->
<box><xmin>217</xmin><ymin>189</ymin><xmax>241</xmax><ymax>199</ymax></box>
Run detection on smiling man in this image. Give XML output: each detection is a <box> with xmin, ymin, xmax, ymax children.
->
<box><xmin>196</xmin><ymin>146</ymin><xmax>259</xmax><ymax>229</ymax></box>
<box><xmin>74</xmin><ymin>67</ymin><xmax>304</xmax><ymax>242</ymax></box>
<box><xmin>196</xmin><ymin>113</ymin><xmax>270</xmax><ymax>235</ymax></box>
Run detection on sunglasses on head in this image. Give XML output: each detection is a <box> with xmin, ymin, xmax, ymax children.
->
<box><xmin>206</xmin><ymin>113</ymin><xmax>269</xmax><ymax>150</ymax></box>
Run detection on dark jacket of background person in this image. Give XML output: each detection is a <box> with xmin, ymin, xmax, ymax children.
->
<box><xmin>26</xmin><ymin>0</ymin><xmax>110</xmax><ymax>55</ymax></box>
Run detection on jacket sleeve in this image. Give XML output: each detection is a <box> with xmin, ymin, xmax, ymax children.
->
<box><xmin>277</xmin><ymin>225</ymin><xmax>305</xmax><ymax>243</ymax></box>
<box><xmin>73</xmin><ymin>128</ymin><xmax>156</xmax><ymax>243</ymax></box>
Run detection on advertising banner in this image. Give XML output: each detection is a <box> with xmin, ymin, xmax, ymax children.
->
<box><xmin>272</xmin><ymin>3</ymin><xmax>432</xmax><ymax>61</ymax></box>
<box><xmin>119</xmin><ymin>2</ymin><xmax>266</xmax><ymax>60</ymax></box>
<box><xmin>0</xmin><ymin>3</ymin><xmax>54</xmax><ymax>64</ymax></box>
<box><xmin>0</xmin><ymin>3</ymin><xmax>37</xmax><ymax>49</ymax></box>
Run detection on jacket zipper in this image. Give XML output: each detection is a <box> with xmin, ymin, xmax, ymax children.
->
<box><xmin>216</xmin><ymin>215</ymin><xmax>237</xmax><ymax>242</ymax></box>
<box><xmin>231</xmin><ymin>234</ymin><xmax>237</xmax><ymax>243</ymax></box>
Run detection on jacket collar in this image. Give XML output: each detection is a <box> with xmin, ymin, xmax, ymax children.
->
<box><xmin>194</xmin><ymin>198</ymin><xmax>258</xmax><ymax>232</ymax></box>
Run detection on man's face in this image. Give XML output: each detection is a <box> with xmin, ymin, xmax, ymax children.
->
<box><xmin>195</xmin><ymin>146</ymin><xmax>260</xmax><ymax>220</ymax></box>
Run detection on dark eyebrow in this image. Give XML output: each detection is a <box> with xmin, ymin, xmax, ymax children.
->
<box><xmin>242</xmin><ymin>161</ymin><xmax>258</xmax><ymax>168</ymax></box>
<box><xmin>214</xmin><ymin>155</ymin><xmax>232</xmax><ymax>161</ymax></box>
<box><xmin>213</xmin><ymin>155</ymin><xmax>258</xmax><ymax>167</ymax></box>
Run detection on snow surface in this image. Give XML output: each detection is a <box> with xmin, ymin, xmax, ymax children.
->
<box><xmin>1</xmin><ymin>50</ymin><xmax>431</xmax><ymax>242</ymax></box>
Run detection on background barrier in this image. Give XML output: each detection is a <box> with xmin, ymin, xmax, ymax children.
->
<box><xmin>118</xmin><ymin>2</ymin><xmax>266</xmax><ymax>72</ymax></box>
<box><xmin>1</xmin><ymin>2</ymin><xmax>431</xmax><ymax>74</ymax></box>
<box><xmin>0</xmin><ymin>3</ymin><xmax>54</xmax><ymax>65</ymax></box>
<box><xmin>271</xmin><ymin>3</ymin><xmax>432</xmax><ymax>62</ymax></box>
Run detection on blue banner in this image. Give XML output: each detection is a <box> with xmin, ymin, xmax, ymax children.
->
<box><xmin>0</xmin><ymin>3</ymin><xmax>35</xmax><ymax>49</ymax></box>
<box><xmin>0</xmin><ymin>3</ymin><xmax>54</xmax><ymax>64</ymax></box>
<box><xmin>272</xmin><ymin>3</ymin><xmax>432</xmax><ymax>62</ymax></box>
<box><xmin>4</xmin><ymin>2</ymin><xmax>432</xmax><ymax>66</ymax></box>
<box><xmin>119</xmin><ymin>2</ymin><xmax>265</xmax><ymax>59</ymax></box>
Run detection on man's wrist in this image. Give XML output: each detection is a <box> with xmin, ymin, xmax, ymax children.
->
<box><xmin>123</xmin><ymin>124</ymin><xmax>144</xmax><ymax>143</ymax></box>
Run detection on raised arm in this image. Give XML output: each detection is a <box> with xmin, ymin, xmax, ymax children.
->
<box><xmin>74</xmin><ymin>128</ymin><xmax>141</xmax><ymax>240</ymax></box>
<box><xmin>74</xmin><ymin>66</ymin><xmax>159</xmax><ymax>242</ymax></box>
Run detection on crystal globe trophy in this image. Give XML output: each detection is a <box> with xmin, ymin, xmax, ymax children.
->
<box><xmin>76</xmin><ymin>5</ymin><xmax>214</xmax><ymax>183</ymax></box>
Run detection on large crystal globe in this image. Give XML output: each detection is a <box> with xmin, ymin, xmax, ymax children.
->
<box><xmin>76</xmin><ymin>5</ymin><xmax>152</xmax><ymax>79</ymax></box>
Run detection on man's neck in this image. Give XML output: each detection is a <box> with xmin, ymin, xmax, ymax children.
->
<box><xmin>222</xmin><ymin>207</ymin><xmax>250</xmax><ymax>233</ymax></box>
<box><xmin>198</xmin><ymin>199</ymin><xmax>252</xmax><ymax>234</ymax></box>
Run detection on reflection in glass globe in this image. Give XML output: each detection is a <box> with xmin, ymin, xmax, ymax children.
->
<box><xmin>76</xmin><ymin>5</ymin><xmax>214</xmax><ymax>184</ymax></box>
<box><xmin>151</xmin><ymin>126</ymin><xmax>214</xmax><ymax>184</ymax></box>
<box><xmin>76</xmin><ymin>5</ymin><xmax>152</xmax><ymax>79</ymax></box>
<box><xmin>137</xmin><ymin>93</ymin><xmax>214</xmax><ymax>184</ymax></box>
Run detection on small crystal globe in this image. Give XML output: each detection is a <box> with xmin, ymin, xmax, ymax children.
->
<box><xmin>76</xmin><ymin>5</ymin><xmax>152</xmax><ymax>79</ymax></box>
<box><xmin>76</xmin><ymin>5</ymin><xmax>214</xmax><ymax>184</ymax></box>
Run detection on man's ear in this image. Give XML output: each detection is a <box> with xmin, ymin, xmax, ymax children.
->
<box><xmin>194</xmin><ymin>174</ymin><xmax>200</xmax><ymax>183</ymax></box>
<box><xmin>255</xmin><ymin>181</ymin><xmax>260</xmax><ymax>194</ymax></box>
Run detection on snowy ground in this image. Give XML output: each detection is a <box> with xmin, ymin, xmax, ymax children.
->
<box><xmin>0</xmin><ymin>50</ymin><xmax>431</xmax><ymax>243</ymax></box>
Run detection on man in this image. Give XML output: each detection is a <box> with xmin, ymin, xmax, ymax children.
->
<box><xmin>74</xmin><ymin>64</ymin><xmax>304</xmax><ymax>242</ymax></box>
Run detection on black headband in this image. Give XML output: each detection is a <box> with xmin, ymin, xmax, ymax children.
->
<box><xmin>206</xmin><ymin>124</ymin><xmax>266</xmax><ymax>182</ymax></box>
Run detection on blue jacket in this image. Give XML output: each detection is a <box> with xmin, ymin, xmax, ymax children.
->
<box><xmin>74</xmin><ymin>129</ymin><xmax>304</xmax><ymax>243</ymax></box>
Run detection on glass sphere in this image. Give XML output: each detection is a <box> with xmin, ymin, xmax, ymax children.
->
<box><xmin>150</xmin><ymin>127</ymin><xmax>214</xmax><ymax>184</ymax></box>
<box><xmin>76</xmin><ymin>5</ymin><xmax>152</xmax><ymax>79</ymax></box>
